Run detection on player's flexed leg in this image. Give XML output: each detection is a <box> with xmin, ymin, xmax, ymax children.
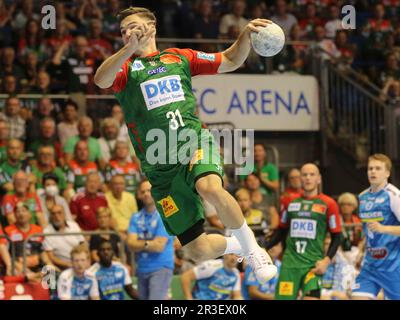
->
<box><xmin>94</xmin><ymin>7</ymin><xmax>277</xmax><ymax>283</ymax></box>
<box><xmin>352</xmin><ymin>154</ymin><xmax>400</xmax><ymax>300</ymax></box>
<box><xmin>266</xmin><ymin>164</ymin><xmax>342</xmax><ymax>300</ymax></box>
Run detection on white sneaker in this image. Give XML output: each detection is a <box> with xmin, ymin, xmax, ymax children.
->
<box><xmin>245</xmin><ymin>248</ymin><xmax>277</xmax><ymax>284</ymax></box>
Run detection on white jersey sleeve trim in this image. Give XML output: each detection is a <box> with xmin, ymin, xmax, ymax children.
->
<box><xmin>387</xmin><ymin>184</ymin><xmax>400</xmax><ymax>222</ymax></box>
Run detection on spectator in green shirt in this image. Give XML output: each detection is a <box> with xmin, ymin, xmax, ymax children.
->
<box><xmin>0</xmin><ymin>119</ymin><xmax>10</xmax><ymax>164</ymax></box>
<box><xmin>64</xmin><ymin>116</ymin><xmax>105</xmax><ymax>169</ymax></box>
<box><xmin>253</xmin><ymin>143</ymin><xmax>279</xmax><ymax>195</ymax></box>
<box><xmin>241</xmin><ymin>143</ymin><xmax>279</xmax><ymax>198</ymax></box>
<box><xmin>31</xmin><ymin>145</ymin><xmax>67</xmax><ymax>192</ymax></box>
<box><xmin>0</xmin><ymin>139</ymin><xmax>31</xmax><ymax>194</ymax></box>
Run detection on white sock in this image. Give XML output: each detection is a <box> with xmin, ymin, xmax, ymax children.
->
<box><xmin>223</xmin><ymin>236</ymin><xmax>242</xmax><ymax>255</ymax></box>
<box><xmin>231</xmin><ymin>221</ymin><xmax>259</xmax><ymax>254</ymax></box>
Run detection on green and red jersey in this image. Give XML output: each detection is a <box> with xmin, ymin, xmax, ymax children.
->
<box><xmin>1</xmin><ymin>192</ymin><xmax>43</xmax><ymax>225</ymax></box>
<box><xmin>279</xmin><ymin>193</ymin><xmax>342</xmax><ymax>268</ymax></box>
<box><xmin>112</xmin><ymin>48</ymin><xmax>222</xmax><ymax>174</ymax></box>
<box><xmin>4</xmin><ymin>224</ymin><xmax>43</xmax><ymax>259</ymax></box>
<box><xmin>104</xmin><ymin>160</ymin><xmax>141</xmax><ymax>195</ymax></box>
<box><xmin>280</xmin><ymin>187</ymin><xmax>303</xmax><ymax>213</ymax></box>
<box><xmin>65</xmin><ymin>160</ymin><xmax>98</xmax><ymax>191</ymax></box>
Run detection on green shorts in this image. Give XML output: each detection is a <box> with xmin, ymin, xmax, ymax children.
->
<box><xmin>146</xmin><ymin>133</ymin><xmax>223</xmax><ymax>245</ymax></box>
<box><xmin>275</xmin><ymin>266</ymin><xmax>322</xmax><ymax>300</ymax></box>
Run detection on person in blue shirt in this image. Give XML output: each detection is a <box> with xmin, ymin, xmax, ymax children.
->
<box><xmin>127</xmin><ymin>179</ymin><xmax>175</xmax><ymax>300</ymax></box>
<box><xmin>181</xmin><ymin>254</ymin><xmax>242</xmax><ymax>300</ymax></box>
<box><xmin>89</xmin><ymin>239</ymin><xmax>138</xmax><ymax>300</ymax></box>
<box><xmin>57</xmin><ymin>244</ymin><xmax>100</xmax><ymax>300</ymax></box>
<box><xmin>352</xmin><ymin>154</ymin><xmax>400</xmax><ymax>300</ymax></box>
<box><xmin>242</xmin><ymin>243</ymin><xmax>281</xmax><ymax>300</ymax></box>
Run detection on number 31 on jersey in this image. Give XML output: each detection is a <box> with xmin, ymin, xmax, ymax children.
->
<box><xmin>166</xmin><ymin>109</ymin><xmax>185</xmax><ymax>130</ymax></box>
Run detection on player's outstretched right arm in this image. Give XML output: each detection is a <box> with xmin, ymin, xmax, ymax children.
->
<box><xmin>94</xmin><ymin>26</ymin><xmax>154</xmax><ymax>89</ymax></box>
<box><xmin>94</xmin><ymin>44</ymin><xmax>136</xmax><ymax>89</ymax></box>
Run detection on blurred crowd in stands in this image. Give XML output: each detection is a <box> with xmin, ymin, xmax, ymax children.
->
<box><xmin>0</xmin><ymin>0</ymin><xmax>398</xmax><ymax>94</ymax></box>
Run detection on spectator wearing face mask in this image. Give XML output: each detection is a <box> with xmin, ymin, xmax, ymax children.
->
<box><xmin>39</xmin><ymin>173</ymin><xmax>72</xmax><ymax>225</ymax></box>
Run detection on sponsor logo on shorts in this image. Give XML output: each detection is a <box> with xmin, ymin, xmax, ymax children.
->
<box><xmin>197</xmin><ymin>52</ymin><xmax>216</xmax><ymax>61</ymax></box>
<box><xmin>147</xmin><ymin>66</ymin><xmax>167</xmax><ymax>76</ymax></box>
<box><xmin>304</xmin><ymin>271</ymin><xmax>316</xmax><ymax>285</ymax></box>
<box><xmin>189</xmin><ymin>149</ymin><xmax>203</xmax><ymax>171</ymax></box>
<box><xmin>367</xmin><ymin>247</ymin><xmax>388</xmax><ymax>260</ymax></box>
<box><xmin>288</xmin><ymin>203</ymin><xmax>301</xmax><ymax>212</ymax></box>
<box><xmin>290</xmin><ymin>219</ymin><xmax>317</xmax><ymax>239</ymax></box>
<box><xmin>311</xmin><ymin>204</ymin><xmax>327</xmax><ymax>214</ymax></box>
<box><xmin>131</xmin><ymin>60</ymin><xmax>145</xmax><ymax>71</ymax></box>
<box><xmin>158</xmin><ymin>195</ymin><xmax>179</xmax><ymax>218</ymax></box>
<box><xmin>279</xmin><ymin>281</ymin><xmax>294</xmax><ymax>296</ymax></box>
<box><xmin>140</xmin><ymin>75</ymin><xmax>185</xmax><ymax>110</ymax></box>
<box><xmin>160</xmin><ymin>54</ymin><xmax>182</xmax><ymax>65</ymax></box>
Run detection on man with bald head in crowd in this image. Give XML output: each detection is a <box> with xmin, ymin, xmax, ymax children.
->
<box><xmin>64</xmin><ymin>116</ymin><xmax>105</xmax><ymax>169</ymax></box>
<box><xmin>266</xmin><ymin>163</ymin><xmax>342</xmax><ymax>300</ymax></box>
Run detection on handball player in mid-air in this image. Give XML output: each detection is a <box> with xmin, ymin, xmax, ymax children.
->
<box><xmin>94</xmin><ymin>6</ymin><xmax>277</xmax><ymax>283</ymax></box>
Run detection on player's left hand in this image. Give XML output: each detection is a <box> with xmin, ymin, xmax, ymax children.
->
<box><xmin>311</xmin><ymin>257</ymin><xmax>330</xmax><ymax>275</ymax></box>
<box><xmin>367</xmin><ymin>221</ymin><xmax>386</xmax><ymax>233</ymax></box>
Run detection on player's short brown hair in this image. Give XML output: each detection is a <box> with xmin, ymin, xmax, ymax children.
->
<box><xmin>70</xmin><ymin>244</ymin><xmax>90</xmax><ymax>260</ymax></box>
<box><xmin>117</xmin><ymin>7</ymin><xmax>157</xmax><ymax>25</ymax></box>
<box><xmin>368</xmin><ymin>153</ymin><xmax>392</xmax><ymax>172</ymax></box>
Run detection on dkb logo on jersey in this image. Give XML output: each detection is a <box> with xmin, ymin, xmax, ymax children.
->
<box><xmin>290</xmin><ymin>219</ymin><xmax>317</xmax><ymax>239</ymax></box>
<box><xmin>158</xmin><ymin>195</ymin><xmax>179</xmax><ymax>218</ymax></box>
<box><xmin>141</xmin><ymin>75</ymin><xmax>185</xmax><ymax>110</ymax></box>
